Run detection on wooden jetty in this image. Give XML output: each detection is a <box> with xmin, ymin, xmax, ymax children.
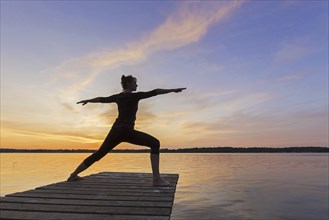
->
<box><xmin>0</xmin><ymin>172</ymin><xmax>179</xmax><ymax>220</ymax></box>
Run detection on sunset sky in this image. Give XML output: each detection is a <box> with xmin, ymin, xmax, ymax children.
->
<box><xmin>1</xmin><ymin>1</ymin><xmax>328</xmax><ymax>150</ymax></box>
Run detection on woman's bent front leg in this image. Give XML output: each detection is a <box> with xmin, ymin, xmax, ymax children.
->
<box><xmin>126</xmin><ymin>129</ymin><xmax>171</xmax><ymax>186</ymax></box>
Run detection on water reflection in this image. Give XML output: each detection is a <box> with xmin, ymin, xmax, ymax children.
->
<box><xmin>1</xmin><ymin>153</ymin><xmax>328</xmax><ymax>220</ymax></box>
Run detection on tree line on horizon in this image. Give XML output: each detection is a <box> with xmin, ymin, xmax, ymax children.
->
<box><xmin>0</xmin><ymin>146</ymin><xmax>328</xmax><ymax>153</ymax></box>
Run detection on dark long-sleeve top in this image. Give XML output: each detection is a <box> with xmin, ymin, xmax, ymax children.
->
<box><xmin>99</xmin><ymin>90</ymin><xmax>157</xmax><ymax>128</ymax></box>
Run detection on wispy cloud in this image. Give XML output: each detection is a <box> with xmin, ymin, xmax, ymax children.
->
<box><xmin>61</xmin><ymin>102</ymin><xmax>79</xmax><ymax>113</ymax></box>
<box><xmin>279</xmin><ymin>72</ymin><xmax>305</xmax><ymax>81</ymax></box>
<box><xmin>2</xmin><ymin>120</ymin><xmax>104</xmax><ymax>144</ymax></box>
<box><xmin>220</xmin><ymin>92</ymin><xmax>270</xmax><ymax>112</ymax></box>
<box><xmin>53</xmin><ymin>1</ymin><xmax>244</xmax><ymax>97</ymax></box>
<box><xmin>272</xmin><ymin>37</ymin><xmax>320</xmax><ymax>66</ymax></box>
<box><xmin>180</xmin><ymin>106</ymin><xmax>329</xmax><ymax>147</ymax></box>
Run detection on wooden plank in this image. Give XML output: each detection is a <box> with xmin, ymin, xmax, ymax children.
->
<box><xmin>41</xmin><ymin>181</ymin><xmax>176</xmax><ymax>188</ymax></box>
<box><xmin>6</xmin><ymin>192</ymin><xmax>173</xmax><ymax>202</ymax></box>
<box><xmin>0</xmin><ymin>210</ymin><xmax>169</xmax><ymax>220</ymax></box>
<box><xmin>1</xmin><ymin>172</ymin><xmax>179</xmax><ymax>220</ymax></box>
<box><xmin>84</xmin><ymin>173</ymin><xmax>178</xmax><ymax>182</ymax></box>
<box><xmin>69</xmin><ymin>180</ymin><xmax>174</xmax><ymax>187</ymax></box>
<box><xmin>90</xmin><ymin>174</ymin><xmax>178</xmax><ymax>179</ymax></box>
<box><xmin>82</xmin><ymin>180</ymin><xmax>178</xmax><ymax>185</ymax></box>
<box><xmin>84</xmin><ymin>174</ymin><xmax>178</xmax><ymax>180</ymax></box>
<box><xmin>40</xmin><ymin>182</ymin><xmax>175</xmax><ymax>191</ymax></box>
<box><xmin>73</xmin><ymin>175</ymin><xmax>177</xmax><ymax>180</ymax></box>
<box><xmin>32</xmin><ymin>189</ymin><xmax>174</xmax><ymax>197</ymax></box>
<box><xmin>76</xmin><ymin>179</ymin><xmax>177</xmax><ymax>184</ymax></box>
<box><xmin>38</xmin><ymin>185</ymin><xmax>174</xmax><ymax>192</ymax></box>
<box><xmin>36</xmin><ymin>184</ymin><xmax>175</xmax><ymax>193</ymax></box>
<box><xmin>85</xmin><ymin>176</ymin><xmax>176</xmax><ymax>183</ymax></box>
<box><xmin>96</xmin><ymin>172</ymin><xmax>178</xmax><ymax>178</ymax></box>
<box><xmin>36</xmin><ymin>186</ymin><xmax>175</xmax><ymax>194</ymax></box>
<box><xmin>0</xmin><ymin>202</ymin><xmax>171</xmax><ymax>216</ymax></box>
<box><xmin>0</xmin><ymin>196</ymin><xmax>172</xmax><ymax>207</ymax></box>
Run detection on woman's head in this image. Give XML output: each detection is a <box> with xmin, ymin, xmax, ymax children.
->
<box><xmin>121</xmin><ymin>75</ymin><xmax>137</xmax><ymax>91</ymax></box>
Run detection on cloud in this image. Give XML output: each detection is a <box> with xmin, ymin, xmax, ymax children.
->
<box><xmin>61</xmin><ymin>102</ymin><xmax>79</xmax><ymax>113</ymax></box>
<box><xmin>137</xmin><ymin>1</ymin><xmax>243</xmax><ymax>53</ymax></box>
<box><xmin>279</xmin><ymin>72</ymin><xmax>305</xmax><ymax>81</ymax></box>
<box><xmin>179</xmin><ymin>93</ymin><xmax>270</xmax><ymax>134</ymax></box>
<box><xmin>221</xmin><ymin>93</ymin><xmax>270</xmax><ymax>112</ymax></box>
<box><xmin>272</xmin><ymin>37</ymin><xmax>320</xmax><ymax>66</ymax></box>
<box><xmin>53</xmin><ymin>1</ymin><xmax>244</xmax><ymax>97</ymax></box>
<box><xmin>97</xmin><ymin>108</ymin><xmax>118</xmax><ymax>124</ymax></box>
<box><xmin>1</xmin><ymin>120</ymin><xmax>103</xmax><ymax>144</ymax></box>
<box><xmin>180</xmin><ymin>106</ymin><xmax>329</xmax><ymax>147</ymax></box>
<box><xmin>135</xmin><ymin>104</ymin><xmax>157</xmax><ymax>127</ymax></box>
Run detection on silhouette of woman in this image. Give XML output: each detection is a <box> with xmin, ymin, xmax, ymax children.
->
<box><xmin>67</xmin><ymin>75</ymin><xmax>186</xmax><ymax>186</ymax></box>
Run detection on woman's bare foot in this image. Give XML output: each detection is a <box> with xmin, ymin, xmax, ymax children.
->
<box><xmin>153</xmin><ymin>178</ymin><xmax>171</xmax><ymax>187</ymax></box>
<box><xmin>67</xmin><ymin>175</ymin><xmax>84</xmax><ymax>182</ymax></box>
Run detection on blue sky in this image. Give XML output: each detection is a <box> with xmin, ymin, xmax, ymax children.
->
<box><xmin>1</xmin><ymin>1</ymin><xmax>328</xmax><ymax>149</ymax></box>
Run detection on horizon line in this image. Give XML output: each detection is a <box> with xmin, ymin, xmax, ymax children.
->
<box><xmin>1</xmin><ymin>146</ymin><xmax>328</xmax><ymax>153</ymax></box>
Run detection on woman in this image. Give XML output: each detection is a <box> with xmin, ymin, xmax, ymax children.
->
<box><xmin>67</xmin><ymin>75</ymin><xmax>186</xmax><ymax>186</ymax></box>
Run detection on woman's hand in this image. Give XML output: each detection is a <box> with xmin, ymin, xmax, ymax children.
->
<box><xmin>173</xmin><ymin>88</ymin><xmax>186</xmax><ymax>93</ymax></box>
<box><xmin>77</xmin><ymin>100</ymin><xmax>88</xmax><ymax>105</ymax></box>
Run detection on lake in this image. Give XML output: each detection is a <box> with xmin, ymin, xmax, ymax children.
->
<box><xmin>1</xmin><ymin>153</ymin><xmax>328</xmax><ymax>220</ymax></box>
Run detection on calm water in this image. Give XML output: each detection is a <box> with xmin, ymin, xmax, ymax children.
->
<box><xmin>1</xmin><ymin>153</ymin><xmax>328</xmax><ymax>220</ymax></box>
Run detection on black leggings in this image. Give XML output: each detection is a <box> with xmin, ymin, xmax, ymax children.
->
<box><xmin>83</xmin><ymin>127</ymin><xmax>160</xmax><ymax>167</ymax></box>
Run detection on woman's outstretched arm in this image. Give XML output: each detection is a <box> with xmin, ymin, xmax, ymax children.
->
<box><xmin>77</xmin><ymin>95</ymin><xmax>117</xmax><ymax>105</ymax></box>
<box><xmin>155</xmin><ymin>88</ymin><xmax>186</xmax><ymax>95</ymax></box>
<box><xmin>77</xmin><ymin>97</ymin><xmax>102</xmax><ymax>105</ymax></box>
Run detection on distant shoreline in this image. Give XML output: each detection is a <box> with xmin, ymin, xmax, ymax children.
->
<box><xmin>1</xmin><ymin>147</ymin><xmax>328</xmax><ymax>153</ymax></box>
